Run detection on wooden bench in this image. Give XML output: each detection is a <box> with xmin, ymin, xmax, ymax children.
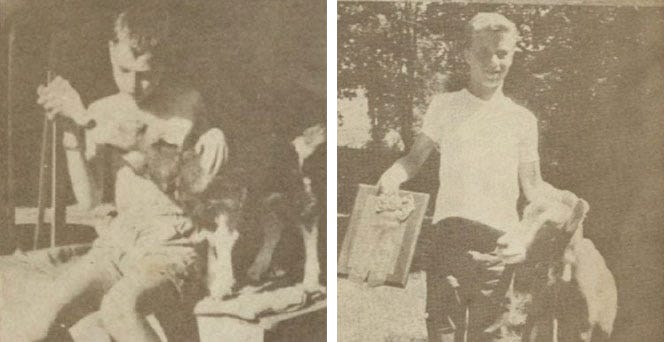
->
<box><xmin>10</xmin><ymin>207</ymin><xmax>327</xmax><ymax>341</ymax></box>
<box><xmin>196</xmin><ymin>298</ymin><xmax>326</xmax><ymax>342</ymax></box>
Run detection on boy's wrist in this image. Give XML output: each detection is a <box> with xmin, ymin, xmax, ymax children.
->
<box><xmin>383</xmin><ymin>164</ymin><xmax>408</xmax><ymax>185</ymax></box>
<box><xmin>72</xmin><ymin>109</ymin><xmax>96</xmax><ymax>129</ymax></box>
<box><xmin>378</xmin><ymin>164</ymin><xmax>408</xmax><ymax>195</ymax></box>
<box><xmin>63</xmin><ymin>130</ymin><xmax>82</xmax><ymax>150</ymax></box>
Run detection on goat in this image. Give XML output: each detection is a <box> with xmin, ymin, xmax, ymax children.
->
<box><xmin>498</xmin><ymin>193</ymin><xmax>617</xmax><ymax>342</ymax></box>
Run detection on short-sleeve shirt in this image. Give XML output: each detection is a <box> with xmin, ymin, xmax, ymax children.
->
<box><xmin>421</xmin><ymin>89</ymin><xmax>539</xmax><ymax>232</ymax></box>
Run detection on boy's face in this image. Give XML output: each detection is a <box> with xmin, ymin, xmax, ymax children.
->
<box><xmin>464</xmin><ymin>30</ymin><xmax>516</xmax><ymax>90</ymax></box>
<box><xmin>109</xmin><ymin>37</ymin><xmax>163</xmax><ymax>103</ymax></box>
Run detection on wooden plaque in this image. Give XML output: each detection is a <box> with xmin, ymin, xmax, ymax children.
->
<box><xmin>338</xmin><ymin>184</ymin><xmax>429</xmax><ymax>287</ymax></box>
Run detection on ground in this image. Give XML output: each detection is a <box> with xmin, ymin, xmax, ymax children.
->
<box><xmin>338</xmin><ymin>272</ymin><xmax>428</xmax><ymax>342</ymax></box>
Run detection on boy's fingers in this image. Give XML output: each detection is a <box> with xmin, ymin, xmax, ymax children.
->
<box><xmin>200</xmin><ymin>147</ymin><xmax>213</xmax><ymax>173</ymax></box>
<box><xmin>44</xmin><ymin>93</ymin><xmax>59</xmax><ymax>103</ymax></box>
<box><xmin>46</xmin><ymin>109</ymin><xmax>59</xmax><ymax>120</ymax></box>
<box><xmin>37</xmin><ymin>91</ymin><xmax>62</xmax><ymax>107</ymax></box>
<box><xmin>468</xmin><ymin>250</ymin><xmax>502</xmax><ymax>266</ymax></box>
<box><xmin>377</xmin><ymin>181</ymin><xmax>398</xmax><ymax>196</ymax></box>
<box><xmin>52</xmin><ymin>76</ymin><xmax>65</xmax><ymax>87</ymax></box>
<box><xmin>50</xmin><ymin>78</ymin><xmax>69</xmax><ymax>95</ymax></box>
<box><xmin>195</xmin><ymin>139</ymin><xmax>204</xmax><ymax>154</ymax></box>
<box><xmin>210</xmin><ymin>146</ymin><xmax>224</xmax><ymax>174</ymax></box>
<box><xmin>42</xmin><ymin>100</ymin><xmax>61</xmax><ymax>111</ymax></box>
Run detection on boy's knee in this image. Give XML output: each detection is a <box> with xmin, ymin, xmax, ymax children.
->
<box><xmin>99</xmin><ymin>282</ymin><xmax>142</xmax><ymax>328</ymax></box>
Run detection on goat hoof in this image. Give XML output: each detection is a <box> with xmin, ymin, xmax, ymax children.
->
<box><xmin>246</xmin><ymin>263</ymin><xmax>269</xmax><ymax>283</ymax></box>
<box><xmin>209</xmin><ymin>283</ymin><xmax>234</xmax><ymax>300</ymax></box>
<box><xmin>300</xmin><ymin>280</ymin><xmax>325</xmax><ymax>296</ymax></box>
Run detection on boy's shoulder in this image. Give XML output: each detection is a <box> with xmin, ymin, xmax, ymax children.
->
<box><xmin>160</xmin><ymin>83</ymin><xmax>205</xmax><ymax>121</ymax></box>
<box><xmin>165</xmin><ymin>82</ymin><xmax>203</xmax><ymax>107</ymax></box>
<box><xmin>430</xmin><ymin>89</ymin><xmax>466</xmax><ymax>105</ymax></box>
<box><xmin>425</xmin><ymin>90</ymin><xmax>466</xmax><ymax>118</ymax></box>
<box><xmin>88</xmin><ymin>85</ymin><xmax>203</xmax><ymax>116</ymax></box>
<box><xmin>503</xmin><ymin>96</ymin><xmax>537</xmax><ymax>123</ymax></box>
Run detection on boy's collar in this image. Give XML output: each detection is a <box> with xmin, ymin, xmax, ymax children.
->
<box><xmin>464</xmin><ymin>87</ymin><xmax>505</xmax><ymax>104</ymax></box>
<box><xmin>463</xmin><ymin>87</ymin><xmax>506</xmax><ymax>105</ymax></box>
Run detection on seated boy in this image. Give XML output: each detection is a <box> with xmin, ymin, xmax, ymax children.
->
<box><xmin>377</xmin><ymin>13</ymin><xmax>562</xmax><ymax>342</ymax></box>
<box><xmin>3</xmin><ymin>2</ymin><xmax>227</xmax><ymax>341</ymax></box>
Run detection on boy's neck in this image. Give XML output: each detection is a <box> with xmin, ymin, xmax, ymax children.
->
<box><xmin>467</xmin><ymin>81</ymin><xmax>503</xmax><ymax>101</ymax></box>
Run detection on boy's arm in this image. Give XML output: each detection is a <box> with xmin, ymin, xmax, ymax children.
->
<box><xmin>193</xmin><ymin>127</ymin><xmax>227</xmax><ymax>192</ymax></box>
<box><xmin>37</xmin><ymin>76</ymin><xmax>105</xmax><ymax>210</ymax></box>
<box><xmin>378</xmin><ymin>94</ymin><xmax>446</xmax><ymax>195</ymax></box>
<box><xmin>519</xmin><ymin>162</ymin><xmax>555</xmax><ymax>202</ymax></box>
<box><xmin>377</xmin><ymin>133</ymin><xmax>436</xmax><ymax>195</ymax></box>
<box><xmin>517</xmin><ymin>111</ymin><xmax>560</xmax><ymax>203</ymax></box>
<box><xmin>187</xmin><ymin>95</ymin><xmax>228</xmax><ymax>193</ymax></box>
<box><xmin>63</xmin><ymin>131</ymin><xmax>106</xmax><ymax>210</ymax></box>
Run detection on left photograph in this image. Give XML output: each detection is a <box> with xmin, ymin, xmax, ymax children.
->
<box><xmin>0</xmin><ymin>0</ymin><xmax>326</xmax><ymax>341</ymax></box>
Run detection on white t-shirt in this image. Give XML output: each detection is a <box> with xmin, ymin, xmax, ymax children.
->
<box><xmin>421</xmin><ymin>89</ymin><xmax>539</xmax><ymax>232</ymax></box>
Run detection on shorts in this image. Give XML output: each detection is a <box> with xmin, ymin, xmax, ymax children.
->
<box><xmin>91</xmin><ymin>212</ymin><xmax>206</xmax><ymax>300</ymax></box>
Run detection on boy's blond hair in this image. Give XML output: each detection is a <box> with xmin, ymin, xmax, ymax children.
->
<box><xmin>464</xmin><ymin>12</ymin><xmax>519</xmax><ymax>49</ymax></box>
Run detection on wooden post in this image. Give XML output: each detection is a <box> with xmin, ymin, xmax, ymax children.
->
<box><xmin>35</xmin><ymin>71</ymin><xmax>53</xmax><ymax>250</ymax></box>
<box><xmin>35</xmin><ymin>111</ymin><xmax>49</xmax><ymax>249</ymax></box>
<box><xmin>50</xmin><ymin>73</ymin><xmax>66</xmax><ymax>247</ymax></box>
<box><xmin>1</xmin><ymin>25</ymin><xmax>18</xmax><ymax>254</ymax></box>
<box><xmin>35</xmin><ymin>69</ymin><xmax>66</xmax><ymax>249</ymax></box>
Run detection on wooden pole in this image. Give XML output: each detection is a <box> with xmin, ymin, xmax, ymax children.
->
<box><xmin>50</xmin><ymin>69</ymin><xmax>65</xmax><ymax>247</ymax></box>
<box><xmin>35</xmin><ymin>71</ymin><xmax>55</xmax><ymax>250</ymax></box>
<box><xmin>50</xmin><ymin>84</ymin><xmax>57</xmax><ymax>248</ymax></box>
<box><xmin>3</xmin><ymin>26</ymin><xmax>17</xmax><ymax>254</ymax></box>
<box><xmin>35</xmin><ymin>103</ymin><xmax>49</xmax><ymax>249</ymax></box>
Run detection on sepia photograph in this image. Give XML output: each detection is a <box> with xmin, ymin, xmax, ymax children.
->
<box><xmin>337</xmin><ymin>1</ymin><xmax>662</xmax><ymax>341</ymax></box>
<box><xmin>0</xmin><ymin>0</ymin><xmax>326</xmax><ymax>341</ymax></box>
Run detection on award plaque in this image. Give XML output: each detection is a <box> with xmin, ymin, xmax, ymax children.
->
<box><xmin>338</xmin><ymin>184</ymin><xmax>429</xmax><ymax>287</ymax></box>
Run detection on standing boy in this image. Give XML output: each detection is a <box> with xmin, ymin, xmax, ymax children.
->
<box><xmin>377</xmin><ymin>13</ymin><xmax>558</xmax><ymax>342</ymax></box>
<box><xmin>3</xmin><ymin>2</ymin><xmax>226</xmax><ymax>341</ymax></box>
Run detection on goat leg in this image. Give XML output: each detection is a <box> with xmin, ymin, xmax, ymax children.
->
<box><xmin>207</xmin><ymin>213</ymin><xmax>239</xmax><ymax>300</ymax></box>
<box><xmin>300</xmin><ymin>219</ymin><xmax>321</xmax><ymax>292</ymax></box>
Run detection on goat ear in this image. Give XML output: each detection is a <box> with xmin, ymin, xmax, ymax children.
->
<box><xmin>559</xmin><ymin>190</ymin><xmax>579</xmax><ymax>207</ymax></box>
<box><xmin>564</xmin><ymin>199</ymin><xmax>589</xmax><ymax>236</ymax></box>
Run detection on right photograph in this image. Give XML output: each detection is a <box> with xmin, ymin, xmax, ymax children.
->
<box><xmin>337</xmin><ymin>2</ymin><xmax>663</xmax><ymax>342</ymax></box>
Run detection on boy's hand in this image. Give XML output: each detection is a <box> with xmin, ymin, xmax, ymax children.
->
<box><xmin>36</xmin><ymin>76</ymin><xmax>86</xmax><ymax>127</ymax></box>
<box><xmin>377</xmin><ymin>166</ymin><xmax>406</xmax><ymax>196</ymax></box>
<box><xmin>195</xmin><ymin>128</ymin><xmax>227</xmax><ymax>176</ymax></box>
<box><xmin>468</xmin><ymin>250</ymin><xmax>506</xmax><ymax>274</ymax></box>
<box><xmin>377</xmin><ymin>175</ymin><xmax>401</xmax><ymax>196</ymax></box>
<box><xmin>189</xmin><ymin>128</ymin><xmax>228</xmax><ymax>193</ymax></box>
<box><xmin>496</xmin><ymin>233</ymin><xmax>527</xmax><ymax>264</ymax></box>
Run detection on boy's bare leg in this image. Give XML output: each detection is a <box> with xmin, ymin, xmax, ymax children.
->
<box><xmin>100</xmin><ymin>246</ymin><xmax>199</xmax><ymax>342</ymax></box>
<box><xmin>2</xmin><ymin>252</ymin><xmax>115</xmax><ymax>341</ymax></box>
<box><xmin>100</xmin><ymin>277</ymin><xmax>161</xmax><ymax>342</ymax></box>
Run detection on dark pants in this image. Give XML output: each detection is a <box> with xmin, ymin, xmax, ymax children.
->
<box><xmin>426</xmin><ymin>217</ymin><xmax>514</xmax><ymax>342</ymax></box>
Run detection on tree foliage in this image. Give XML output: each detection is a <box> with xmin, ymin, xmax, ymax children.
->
<box><xmin>338</xmin><ymin>3</ymin><xmax>661</xmax><ymax>161</ymax></box>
